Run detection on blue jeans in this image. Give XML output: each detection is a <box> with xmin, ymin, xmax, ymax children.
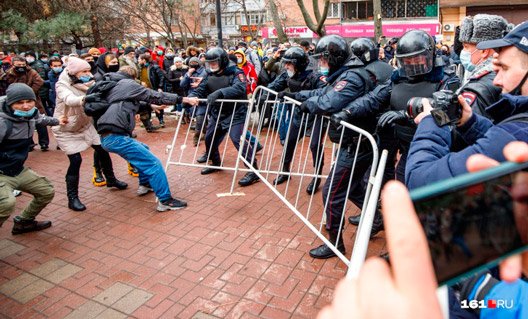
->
<box><xmin>101</xmin><ymin>134</ymin><xmax>172</xmax><ymax>201</ymax></box>
<box><xmin>275</xmin><ymin>103</ymin><xmax>290</xmax><ymax>142</ymax></box>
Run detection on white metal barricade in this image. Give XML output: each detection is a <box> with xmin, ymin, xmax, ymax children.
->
<box><xmin>237</xmin><ymin>86</ymin><xmax>383</xmax><ymax>266</ymax></box>
<box><xmin>164</xmin><ymin>98</ymin><xmax>256</xmax><ymax>195</ymax></box>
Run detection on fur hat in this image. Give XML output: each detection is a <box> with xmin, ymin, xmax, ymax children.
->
<box><xmin>459</xmin><ymin>14</ymin><xmax>512</xmax><ymax>44</ymax></box>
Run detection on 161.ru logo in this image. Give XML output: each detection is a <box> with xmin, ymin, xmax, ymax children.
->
<box><xmin>460</xmin><ymin>299</ymin><xmax>514</xmax><ymax>309</ymax></box>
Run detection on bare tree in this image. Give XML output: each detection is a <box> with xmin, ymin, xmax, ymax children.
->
<box><xmin>295</xmin><ymin>0</ymin><xmax>330</xmax><ymax>37</ymax></box>
<box><xmin>267</xmin><ymin>0</ymin><xmax>288</xmax><ymax>43</ymax></box>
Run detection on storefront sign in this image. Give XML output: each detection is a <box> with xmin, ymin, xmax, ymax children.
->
<box><xmin>262</xmin><ymin>26</ymin><xmax>315</xmax><ymax>39</ymax></box>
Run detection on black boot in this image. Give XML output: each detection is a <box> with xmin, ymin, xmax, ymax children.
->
<box><xmin>197</xmin><ymin>153</ymin><xmax>208</xmax><ymax>163</ymax></box>
<box><xmin>92</xmin><ymin>167</ymin><xmax>106</xmax><ymax>187</ymax></box>
<box><xmin>348</xmin><ymin>214</ymin><xmax>361</xmax><ymax>226</ymax></box>
<box><xmin>201</xmin><ymin>163</ymin><xmax>221</xmax><ymax>175</ymax></box>
<box><xmin>66</xmin><ymin>175</ymin><xmax>86</xmax><ymax>211</ymax></box>
<box><xmin>306</xmin><ymin>177</ymin><xmax>321</xmax><ymax>195</ymax></box>
<box><xmin>238</xmin><ymin>172</ymin><xmax>260</xmax><ymax>186</ymax></box>
<box><xmin>102</xmin><ymin>169</ymin><xmax>128</xmax><ymax>190</ymax></box>
<box><xmin>273</xmin><ymin>165</ymin><xmax>290</xmax><ymax>185</ymax></box>
<box><xmin>309</xmin><ymin>229</ymin><xmax>346</xmax><ymax>259</ymax></box>
<box><xmin>12</xmin><ymin>216</ymin><xmax>52</xmax><ymax>235</ymax></box>
<box><xmin>369</xmin><ymin>212</ymin><xmax>384</xmax><ymax>238</ymax></box>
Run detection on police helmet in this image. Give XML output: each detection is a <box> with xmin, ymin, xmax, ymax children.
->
<box><xmin>350</xmin><ymin>38</ymin><xmax>379</xmax><ymax>64</ymax></box>
<box><xmin>281</xmin><ymin>47</ymin><xmax>309</xmax><ymax>73</ymax></box>
<box><xmin>204</xmin><ymin>47</ymin><xmax>229</xmax><ymax>73</ymax></box>
<box><xmin>313</xmin><ymin>35</ymin><xmax>350</xmax><ymax>73</ymax></box>
<box><xmin>395</xmin><ymin>30</ymin><xmax>435</xmax><ymax>78</ymax></box>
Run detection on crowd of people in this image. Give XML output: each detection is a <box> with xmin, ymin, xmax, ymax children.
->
<box><xmin>0</xmin><ymin>12</ymin><xmax>527</xmax><ymax>319</ymax></box>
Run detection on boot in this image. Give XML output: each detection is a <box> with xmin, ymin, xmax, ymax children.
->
<box><xmin>309</xmin><ymin>229</ymin><xmax>346</xmax><ymax>259</ymax></box>
<box><xmin>12</xmin><ymin>216</ymin><xmax>52</xmax><ymax>235</ymax></box>
<box><xmin>102</xmin><ymin>169</ymin><xmax>128</xmax><ymax>190</ymax></box>
<box><xmin>273</xmin><ymin>165</ymin><xmax>290</xmax><ymax>185</ymax></box>
<box><xmin>197</xmin><ymin>153</ymin><xmax>209</xmax><ymax>163</ymax></box>
<box><xmin>201</xmin><ymin>162</ymin><xmax>221</xmax><ymax>175</ymax></box>
<box><xmin>238</xmin><ymin>172</ymin><xmax>259</xmax><ymax>186</ymax></box>
<box><xmin>92</xmin><ymin>167</ymin><xmax>106</xmax><ymax>187</ymax></box>
<box><xmin>128</xmin><ymin>162</ymin><xmax>139</xmax><ymax>177</ymax></box>
<box><xmin>348</xmin><ymin>214</ymin><xmax>361</xmax><ymax>226</ymax></box>
<box><xmin>370</xmin><ymin>212</ymin><xmax>385</xmax><ymax>238</ymax></box>
<box><xmin>66</xmin><ymin>175</ymin><xmax>86</xmax><ymax>211</ymax></box>
<box><xmin>306</xmin><ymin>177</ymin><xmax>321</xmax><ymax>195</ymax></box>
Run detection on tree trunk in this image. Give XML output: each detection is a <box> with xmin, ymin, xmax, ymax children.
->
<box><xmin>268</xmin><ymin>0</ymin><xmax>288</xmax><ymax>43</ymax></box>
<box><xmin>295</xmin><ymin>0</ymin><xmax>329</xmax><ymax>37</ymax></box>
<box><xmin>90</xmin><ymin>13</ymin><xmax>103</xmax><ymax>47</ymax></box>
<box><xmin>373</xmin><ymin>0</ymin><xmax>382</xmax><ymax>41</ymax></box>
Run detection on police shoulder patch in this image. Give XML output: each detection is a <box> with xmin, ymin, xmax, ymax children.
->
<box><xmin>334</xmin><ymin>80</ymin><xmax>348</xmax><ymax>91</ymax></box>
<box><xmin>462</xmin><ymin>92</ymin><xmax>477</xmax><ymax>106</ymax></box>
<box><xmin>238</xmin><ymin>73</ymin><xmax>247</xmax><ymax>82</ymax></box>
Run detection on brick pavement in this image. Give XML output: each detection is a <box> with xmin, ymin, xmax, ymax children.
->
<box><xmin>0</xmin><ymin>116</ymin><xmax>386</xmax><ymax>318</ymax></box>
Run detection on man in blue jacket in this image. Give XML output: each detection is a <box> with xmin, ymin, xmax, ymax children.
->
<box><xmin>406</xmin><ymin>21</ymin><xmax>528</xmax><ymax>190</ymax></box>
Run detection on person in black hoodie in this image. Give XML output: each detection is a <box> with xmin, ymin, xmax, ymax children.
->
<box><xmin>0</xmin><ymin>84</ymin><xmax>63</xmax><ymax>234</ymax></box>
<box><xmin>96</xmin><ymin>66</ymin><xmax>199</xmax><ymax>211</ymax></box>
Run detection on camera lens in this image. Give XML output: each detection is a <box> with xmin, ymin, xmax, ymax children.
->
<box><xmin>407</xmin><ymin>97</ymin><xmax>424</xmax><ymax>119</ymax></box>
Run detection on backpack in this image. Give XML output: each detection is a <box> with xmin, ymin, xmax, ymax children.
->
<box><xmin>84</xmin><ymin>79</ymin><xmax>118</xmax><ymax>119</ymax></box>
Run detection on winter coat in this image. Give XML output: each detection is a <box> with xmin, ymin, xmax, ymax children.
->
<box><xmin>96</xmin><ymin>72</ymin><xmax>182</xmax><ymax>136</ymax></box>
<box><xmin>406</xmin><ymin>94</ymin><xmax>528</xmax><ymax>189</ymax></box>
<box><xmin>47</xmin><ymin>69</ymin><xmax>62</xmax><ymax>108</ymax></box>
<box><xmin>0</xmin><ymin>96</ymin><xmax>59</xmax><ymax>176</ymax></box>
<box><xmin>167</xmin><ymin>65</ymin><xmax>187</xmax><ymax>96</ymax></box>
<box><xmin>235</xmin><ymin>51</ymin><xmax>258</xmax><ymax>94</ymax></box>
<box><xmin>52</xmin><ymin>71</ymin><xmax>100</xmax><ymax>155</ymax></box>
<box><xmin>0</xmin><ymin>66</ymin><xmax>45</xmax><ymax>113</ymax></box>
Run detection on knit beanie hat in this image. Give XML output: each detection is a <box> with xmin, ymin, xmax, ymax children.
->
<box><xmin>124</xmin><ymin>47</ymin><xmax>135</xmax><ymax>55</ymax></box>
<box><xmin>6</xmin><ymin>83</ymin><xmax>36</xmax><ymax>106</ymax></box>
<box><xmin>188</xmin><ymin>57</ymin><xmax>201</xmax><ymax>66</ymax></box>
<box><xmin>459</xmin><ymin>14</ymin><xmax>513</xmax><ymax>44</ymax></box>
<box><xmin>174</xmin><ymin>57</ymin><xmax>184</xmax><ymax>63</ymax></box>
<box><xmin>88</xmin><ymin>48</ymin><xmax>101</xmax><ymax>56</ymax></box>
<box><xmin>66</xmin><ymin>57</ymin><xmax>91</xmax><ymax>75</ymax></box>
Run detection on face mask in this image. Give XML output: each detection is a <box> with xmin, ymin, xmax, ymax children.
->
<box><xmin>509</xmin><ymin>70</ymin><xmax>528</xmax><ymax>96</ymax></box>
<box><xmin>26</xmin><ymin>57</ymin><xmax>35</xmax><ymax>64</ymax></box>
<box><xmin>319</xmin><ymin>67</ymin><xmax>329</xmax><ymax>76</ymax></box>
<box><xmin>237</xmin><ymin>57</ymin><xmax>243</xmax><ymax>64</ymax></box>
<box><xmin>210</xmin><ymin>67</ymin><xmax>219</xmax><ymax>73</ymax></box>
<box><xmin>93</xmin><ymin>56</ymin><xmax>99</xmax><ymax>62</ymax></box>
<box><xmin>286</xmin><ymin>70</ymin><xmax>295</xmax><ymax>78</ymax></box>
<box><xmin>13</xmin><ymin>107</ymin><xmax>37</xmax><ymax>118</ymax></box>
<box><xmin>79</xmin><ymin>75</ymin><xmax>93</xmax><ymax>83</ymax></box>
<box><xmin>108</xmin><ymin>64</ymin><xmax>120</xmax><ymax>72</ymax></box>
<box><xmin>145</xmin><ymin>62</ymin><xmax>150</xmax><ymax>67</ymax></box>
<box><xmin>460</xmin><ymin>49</ymin><xmax>477</xmax><ymax>72</ymax></box>
<box><xmin>88</xmin><ymin>61</ymin><xmax>95</xmax><ymax>69</ymax></box>
<box><xmin>239</xmin><ymin>47</ymin><xmax>246</xmax><ymax>52</ymax></box>
<box><xmin>190</xmin><ymin>64</ymin><xmax>199</xmax><ymax>69</ymax></box>
<box><xmin>15</xmin><ymin>67</ymin><xmax>27</xmax><ymax>73</ymax></box>
<box><xmin>52</xmin><ymin>67</ymin><xmax>63</xmax><ymax>73</ymax></box>
<box><xmin>165</xmin><ymin>53</ymin><xmax>175</xmax><ymax>58</ymax></box>
<box><xmin>157</xmin><ymin>51</ymin><xmax>163</xmax><ymax>56</ymax></box>
<box><xmin>41</xmin><ymin>58</ymin><xmax>48</xmax><ymax>63</ymax></box>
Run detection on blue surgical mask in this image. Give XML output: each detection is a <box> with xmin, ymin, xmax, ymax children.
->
<box><xmin>286</xmin><ymin>70</ymin><xmax>295</xmax><ymax>78</ymax></box>
<box><xmin>79</xmin><ymin>75</ymin><xmax>93</xmax><ymax>83</ymax></box>
<box><xmin>52</xmin><ymin>67</ymin><xmax>63</xmax><ymax>73</ymax></box>
<box><xmin>460</xmin><ymin>49</ymin><xmax>476</xmax><ymax>72</ymax></box>
<box><xmin>13</xmin><ymin>107</ymin><xmax>37</xmax><ymax>118</ymax></box>
<box><xmin>319</xmin><ymin>67</ymin><xmax>329</xmax><ymax>76</ymax></box>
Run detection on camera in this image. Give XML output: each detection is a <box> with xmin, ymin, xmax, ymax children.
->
<box><xmin>407</xmin><ymin>90</ymin><xmax>461</xmax><ymax>127</ymax></box>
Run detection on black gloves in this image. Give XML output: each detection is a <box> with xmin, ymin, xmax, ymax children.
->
<box><xmin>298</xmin><ymin>101</ymin><xmax>310</xmax><ymax>113</ymax></box>
<box><xmin>277</xmin><ymin>91</ymin><xmax>297</xmax><ymax>100</ymax></box>
<box><xmin>330</xmin><ymin>110</ymin><xmax>352</xmax><ymax>128</ymax></box>
<box><xmin>377</xmin><ymin>110</ymin><xmax>408</xmax><ymax>128</ymax></box>
<box><xmin>84</xmin><ymin>93</ymin><xmax>101</xmax><ymax>103</ymax></box>
<box><xmin>207</xmin><ymin>90</ymin><xmax>223</xmax><ymax>105</ymax></box>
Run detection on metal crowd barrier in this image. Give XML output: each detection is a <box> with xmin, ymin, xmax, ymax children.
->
<box><xmin>237</xmin><ymin>86</ymin><xmax>383</xmax><ymax>267</ymax></box>
<box><xmin>164</xmin><ymin>86</ymin><xmax>387</xmax><ymax>271</ymax></box>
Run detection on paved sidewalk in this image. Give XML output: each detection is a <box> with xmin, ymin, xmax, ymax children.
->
<box><xmin>0</xmin><ymin>117</ymin><xmax>386</xmax><ymax>318</ymax></box>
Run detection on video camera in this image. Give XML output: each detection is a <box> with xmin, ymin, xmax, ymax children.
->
<box><xmin>407</xmin><ymin>90</ymin><xmax>461</xmax><ymax>127</ymax></box>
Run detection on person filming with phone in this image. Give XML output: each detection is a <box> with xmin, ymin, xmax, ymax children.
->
<box><xmin>406</xmin><ymin>21</ymin><xmax>528</xmax><ymax>189</ymax></box>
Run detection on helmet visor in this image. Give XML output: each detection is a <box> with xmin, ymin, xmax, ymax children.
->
<box><xmin>397</xmin><ymin>52</ymin><xmax>432</xmax><ymax>77</ymax></box>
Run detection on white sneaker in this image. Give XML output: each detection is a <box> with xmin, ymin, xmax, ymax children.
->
<box><xmin>137</xmin><ymin>184</ymin><xmax>154</xmax><ymax>196</ymax></box>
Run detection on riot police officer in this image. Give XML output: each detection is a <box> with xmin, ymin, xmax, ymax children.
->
<box><xmin>269</xmin><ymin>47</ymin><xmax>326</xmax><ymax>190</ymax></box>
<box><xmin>284</xmin><ymin>35</ymin><xmax>378</xmax><ymax>259</ymax></box>
<box><xmin>189</xmin><ymin>47</ymin><xmax>260</xmax><ymax>186</ymax></box>
<box><xmin>344</xmin><ymin>30</ymin><xmax>460</xmax><ymax>226</ymax></box>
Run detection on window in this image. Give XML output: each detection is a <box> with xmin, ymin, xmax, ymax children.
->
<box><xmin>381</xmin><ymin>0</ymin><xmax>438</xmax><ymax>19</ymax></box>
<box><xmin>327</xmin><ymin>3</ymin><xmax>340</xmax><ymax>18</ymax></box>
<box><xmin>342</xmin><ymin>1</ymin><xmax>373</xmax><ymax>21</ymax></box>
<box><xmin>240</xmin><ymin>11</ymin><xmax>266</xmax><ymax>25</ymax></box>
<box><xmin>222</xmin><ymin>14</ymin><xmax>236</xmax><ymax>26</ymax></box>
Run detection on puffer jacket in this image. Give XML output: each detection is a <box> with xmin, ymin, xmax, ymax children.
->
<box><xmin>52</xmin><ymin>71</ymin><xmax>100</xmax><ymax>155</ymax></box>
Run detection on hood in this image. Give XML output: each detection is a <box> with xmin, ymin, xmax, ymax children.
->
<box><xmin>234</xmin><ymin>49</ymin><xmax>247</xmax><ymax>67</ymax></box>
<box><xmin>486</xmin><ymin>94</ymin><xmax>528</xmax><ymax>123</ymax></box>
<box><xmin>96</xmin><ymin>52</ymin><xmax>111</xmax><ymax>73</ymax></box>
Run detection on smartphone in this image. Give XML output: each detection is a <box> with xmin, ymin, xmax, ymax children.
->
<box><xmin>410</xmin><ymin>161</ymin><xmax>528</xmax><ymax>287</ymax></box>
